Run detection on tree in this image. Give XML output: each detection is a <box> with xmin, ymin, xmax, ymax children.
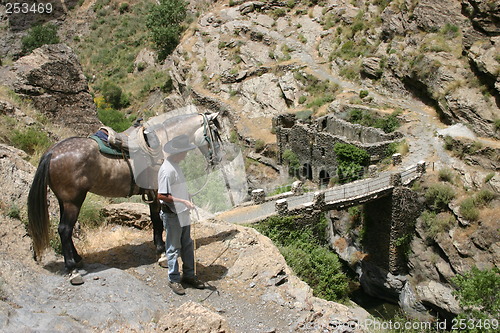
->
<box><xmin>146</xmin><ymin>0</ymin><xmax>187</xmax><ymax>61</ymax></box>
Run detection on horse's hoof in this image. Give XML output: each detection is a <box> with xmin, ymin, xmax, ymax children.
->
<box><xmin>69</xmin><ymin>270</ymin><xmax>84</xmax><ymax>285</ymax></box>
<box><xmin>158</xmin><ymin>253</ymin><xmax>168</xmax><ymax>268</ymax></box>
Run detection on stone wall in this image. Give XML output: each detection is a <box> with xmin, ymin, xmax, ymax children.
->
<box><xmin>318</xmin><ymin>115</ymin><xmax>401</xmax><ymax>144</ymax></box>
<box><xmin>274</xmin><ymin>113</ymin><xmax>401</xmax><ymax>184</ymax></box>
<box><xmin>389</xmin><ymin>187</ymin><xmax>424</xmax><ymax>274</ymax></box>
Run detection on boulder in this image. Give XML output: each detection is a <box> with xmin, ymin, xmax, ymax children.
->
<box><xmin>361</xmin><ymin>57</ymin><xmax>382</xmax><ymax>79</ymax></box>
<box><xmin>101</xmin><ymin>202</ymin><xmax>152</xmax><ymax>230</ymax></box>
<box><xmin>157</xmin><ymin>301</ymin><xmax>231</xmax><ymax>332</ymax></box>
<box><xmin>0</xmin><ymin>44</ymin><xmax>101</xmax><ymax>136</ymax></box>
<box><xmin>0</xmin><ymin>144</ymin><xmax>34</xmax><ymax>211</ymax></box>
<box><xmin>412</xmin><ymin>0</ymin><xmax>466</xmax><ymax>32</ymax></box>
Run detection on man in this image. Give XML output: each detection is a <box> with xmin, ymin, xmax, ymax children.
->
<box><xmin>158</xmin><ymin>134</ymin><xmax>205</xmax><ymax>295</ymax></box>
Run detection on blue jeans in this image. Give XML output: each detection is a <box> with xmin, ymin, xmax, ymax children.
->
<box><xmin>160</xmin><ymin>211</ymin><xmax>195</xmax><ymax>283</ymax></box>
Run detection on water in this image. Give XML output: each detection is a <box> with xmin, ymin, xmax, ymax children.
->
<box><xmin>350</xmin><ymin>288</ymin><xmax>402</xmax><ymax>320</ymax></box>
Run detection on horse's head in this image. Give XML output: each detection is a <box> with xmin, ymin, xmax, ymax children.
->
<box><xmin>193</xmin><ymin>112</ymin><xmax>223</xmax><ymax>168</ymax></box>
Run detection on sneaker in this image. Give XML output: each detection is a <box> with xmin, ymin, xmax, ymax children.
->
<box><xmin>168</xmin><ymin>281</ymin><xmax>185</xmax><ymax>295</ymax></box>
<box><xmin>182</xmin><ymin>276</ymin><xmax>206</xmax><ymax>289</ymax></box>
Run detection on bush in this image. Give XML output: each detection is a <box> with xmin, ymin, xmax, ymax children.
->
<box><xmin>97</xmin><ymin>107</ymin><xmax>133</xmax><ymax>132</ymax></box>
<box><xmin>334</xmin><ymin>143</ymin><xmax>369</xmax><ymax>183</ymax></box>
<box><xmin>421</xmin><ymin>210</ymin><xmax>455</xmax><ymax>239</ymax></box>
<box><xmin>475</xmin><ymin>189</ymin><xmax>496</xmax><ymax>205</ymax></box>
<box><xmin>79</xmin><ymin>194</ymin><xmax>105</xmax><ymax>228</ymax></box>
<box><xmin>146</xmin><ymin>0</ymin><xmax>187</xmax><ymax>61</ymax></box>
<box><xmin>283</xmin><ymin>149</ymin><xmax>300</xmax><ymax>170</ymax></box>
<box><xmin>346</xmin><ymin>108</ymin><xmax>401</xmax><ymax>133</ymax></box>
<box><xmin>10</xmin><ymin>127</ymin><xmax>52</xmax><ymax>155</ymax></box>
<box><xmin>452</xmin><ymin>266</ymin><xmax>500</xmax><ymax>332</ymax></box>
<box><xmin>459</xmin><ymin>189</ymin><xmax>496</xmax><ymax>221</ymax></box>
<box><xmin>21</xmin><ymin>23</ymin><xmax>60</xmax><ymax>55</ymax></box>
<box><xmin>425</xmin><ymin>183</ymin><xmax>455</xmax><ymax>212</ymax></box>
<box><xmin>459</xmin><ymin>197</ymin><xmax>479</xmax><ymax>221</ymax></box>
<box><xmin>101</xmin><ymin>81</ymin><xmax>129</xmax><ymax>109</ymax></box>
<box><xmin>334</xmin><ymin>143</ymin><xmax>370</xmax><ymax>166</ymax></box>
<box><xmin>254</xmin><ymin>215</ymin><xmax>349</xmax><ymax>302</ymax></box>
<box><xmin>438</xmin><ymin>168</ymin><xmax>455</xmax><ymax>183</ymax></box>
<box><xmin>359</xmin><ymin>90</ymin><xmax>369</xmax><ymax>99</ymax></box>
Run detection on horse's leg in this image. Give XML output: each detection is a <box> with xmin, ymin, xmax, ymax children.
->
<box><xmin>58</xmin><ymin>199</ymin><xmax>85</xmax><ymax>284</ymax></box>
<box><xmin>149</xmin><ymin>200</ymin><xmax>165</xmax><ymax>255</ymax></box>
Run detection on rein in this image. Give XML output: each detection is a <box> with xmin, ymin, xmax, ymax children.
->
<box><xmin>190</xmin><ymin>113</ymin><xmax>221</xmax><ymax>199</ymax></box>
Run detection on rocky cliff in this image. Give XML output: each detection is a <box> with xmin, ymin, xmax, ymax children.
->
<box><xmin>162</xmin><ymin>0</ymin><xmax>499</xmax><ymax>140</ymax></box>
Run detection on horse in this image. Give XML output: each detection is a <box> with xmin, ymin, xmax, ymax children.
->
<box><xmin>27</xmin><ymin>111</ymin><xmax>222</xmax><ymax>284</ymax></box>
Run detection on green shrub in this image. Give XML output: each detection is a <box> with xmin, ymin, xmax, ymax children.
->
<box><xmin>97</xmin><ymin>107</ymin><xmax>133</xmax><ymax>132</ymax></box>
<box><xmin>283</xmin><ymin>149</ymin><xmax>300</xmax><ymax>170</ymax></box>
<box><xmin>7</xmin><ymin>204</ymin><xmax>21</xmax><ymax>219</ymax></box>
<box><xmin>459</xmin><ymin>197</ymin><xmax>479</xmax><ymax>221</ymax></box>
<box><xmin>21</xmin><ymin>23</ymin><xmax>60</xmax><ymax>55</ymax></box>
<box><xmin>334</xmin><ymin>143</ymin><xmax>370</xmax><ymax>166</ymax></box>
<box><xmin>438</xmin><ymin>168</ymin><xmax>455</xmax><ymax>183</ymax></box>
<box><xmin>421</xmin><ymin>210</ymin><xmax>455</xmax><ymax>239</ymax></box>
<box><xmin>254</xmin><ymin>215</ymin><xmax>349</xmax><ymax>302</ymax></box>
<box><xmin>334</xmin><ymin>143</ymin><xmax>369</xmax><ymax>183</ymax></box>
<box><xmin>254</xmin><ymin>139</ymin><xmax>265</xmax><ymax>152</ymax></box>
<box><xmin>443</xmin><ymin>135</ymin><xmax>454</xmax><ymax>150</ymax></box>
<box><xmin>10</xmin><ymin>127</ymin><xmax>52</xmax><ymax>155</ymax></box>
<box><xmin>459</xmin><ymin>189</ymin><xmax>496</xmax><ymax>221</ymax></box>
<box><xmin>146</xmin><ymin>0</ymin><xmax>187</xmax><ymax>61</ymax></box>
<box><xmin>101</xmin><ymin>81</ymin><xmax>129</xmax><ymax>109</ymax></box>
<box><xmin>475</xmin><ymin>189</ymin><xmax>496</xmax><ymax>205</ymax></box>
<box><xmin>79</xmin><ymin>195</ymin><xmax>105</xmax><ymax>228</ymax></box>
<box><xmin>451</xmin><ymin>266</ymin><xmax>500</xmax><ymax>332</ymax></box>
<box><xmin>346</xmin><ymin>108</ymin><xmax>401</xmax><ymax>133</ymax></box>
<box><xmin>425</xmin><ymin>183</ymin><xmax>455</xmax><ymax>212</ymax></box>
<box><xmin>295</xmin><ymin>110</ymin><xmax>313</xmax><ymax>121</ymax></box>
<box><xmin>359</xmin><ymin>90</ymin><xmax>369</xmax><ymax>99</ymax></box>
<box><xmin>484</xmin><ymin>173</ymin><xmax>495</xmax><ymax>183</ymax></box>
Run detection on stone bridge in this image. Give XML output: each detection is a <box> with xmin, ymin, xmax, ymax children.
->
<box><xmin>217</xmin><ymin>161</ymin><xmax>426</xmax><ymax>274</ymax></box>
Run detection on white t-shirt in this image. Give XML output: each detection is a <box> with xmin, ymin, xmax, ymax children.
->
<box><xmin>158</xmin><ymin>158</ymin><xmax>191</xmax><ymax>226</ymax></box>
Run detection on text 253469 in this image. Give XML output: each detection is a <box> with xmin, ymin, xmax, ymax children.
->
<box><xmin>5</xmin><ymin>2</ymin><xmax>53</xmax><ymax>14</ymax></box>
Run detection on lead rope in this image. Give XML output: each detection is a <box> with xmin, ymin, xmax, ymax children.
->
<box><xmin>191</xmin><ymin>199</ymin><xmax>201</xmax><ymax>276</ymax></box>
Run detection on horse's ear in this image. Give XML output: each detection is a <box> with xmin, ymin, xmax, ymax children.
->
<box><xmin>207</xmin><ymin>112</ymin><xmax>219</xmax><ymax>120</ymax></box>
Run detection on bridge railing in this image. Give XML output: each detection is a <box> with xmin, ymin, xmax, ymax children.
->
<box><xmin>324</xmin><ymin>172</ymin><xmax>392</xmax><ymax>203</ymax></box>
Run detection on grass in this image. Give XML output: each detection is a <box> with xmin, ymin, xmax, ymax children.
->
<box><xmin>346</xmin><ymin>108</ymin><xmax>401</xmax><ymax>133</ymax></box>
<box><xmin>71</xmin><ymin>0</ymin><xmax>157</xmax><ymax>113</ymax></box>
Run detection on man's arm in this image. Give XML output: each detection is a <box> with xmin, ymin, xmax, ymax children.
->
<box><xmin>158</xmin><ymin>192</ymin><xmax>194</xmax><ymax>209</ymax></box>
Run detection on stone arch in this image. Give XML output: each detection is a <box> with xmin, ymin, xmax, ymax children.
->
<box><xmin>319</xmin><ymin>170</ymin><xmax>330</xmax><ymax>187</ymax></box>
<box><xmin>302</xmin><ymin>163</ymin><xmax>313</xmax><ymax>180</ymax></box>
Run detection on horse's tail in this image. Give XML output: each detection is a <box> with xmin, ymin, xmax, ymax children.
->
<box><xmin>27</xmin><ymin>151</ymin><xmax>52</xmax><ymax>261</ymax></box>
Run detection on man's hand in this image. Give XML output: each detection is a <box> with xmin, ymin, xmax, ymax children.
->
<box><xmin>183</xmin><ymin>200</ymin><xmax>195</xmax><ymax>210</ymax></box>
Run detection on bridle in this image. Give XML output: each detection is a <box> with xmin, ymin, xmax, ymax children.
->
<box><xmin>200</xmin><ymin>113</ymin><xmax>222</xmax><ymax>168</ymax></box>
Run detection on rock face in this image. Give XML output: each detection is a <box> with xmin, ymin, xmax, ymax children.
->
<box><xmin>0</xmin><ymin>144</ymin><xmax>34</xmax><ymax>211</ymax></box>
<box><xmin>163</xmin><ymin>0</ymin><xmax>498</xmax><ymax>141</ymax></box>
<box><xmin>0</xmin><ymin>44</ymin><xmax>101</xmax><ymax>136</ymax></box>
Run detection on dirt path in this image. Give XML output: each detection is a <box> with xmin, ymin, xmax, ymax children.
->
<box><xmin>0</xmin><ymin>214</ymin><xmax>369</xmax><ymax>332</ymax></box>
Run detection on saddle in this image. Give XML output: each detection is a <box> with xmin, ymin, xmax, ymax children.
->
<box><xmin>90</xmin><ymin>123</ymin><xmax>164</xmax><ymax>190</ymax></box>
<box><xmin>90</xmin><ymin>123</ymin><xmax>162</xmax><ymax>160</ymax></box>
